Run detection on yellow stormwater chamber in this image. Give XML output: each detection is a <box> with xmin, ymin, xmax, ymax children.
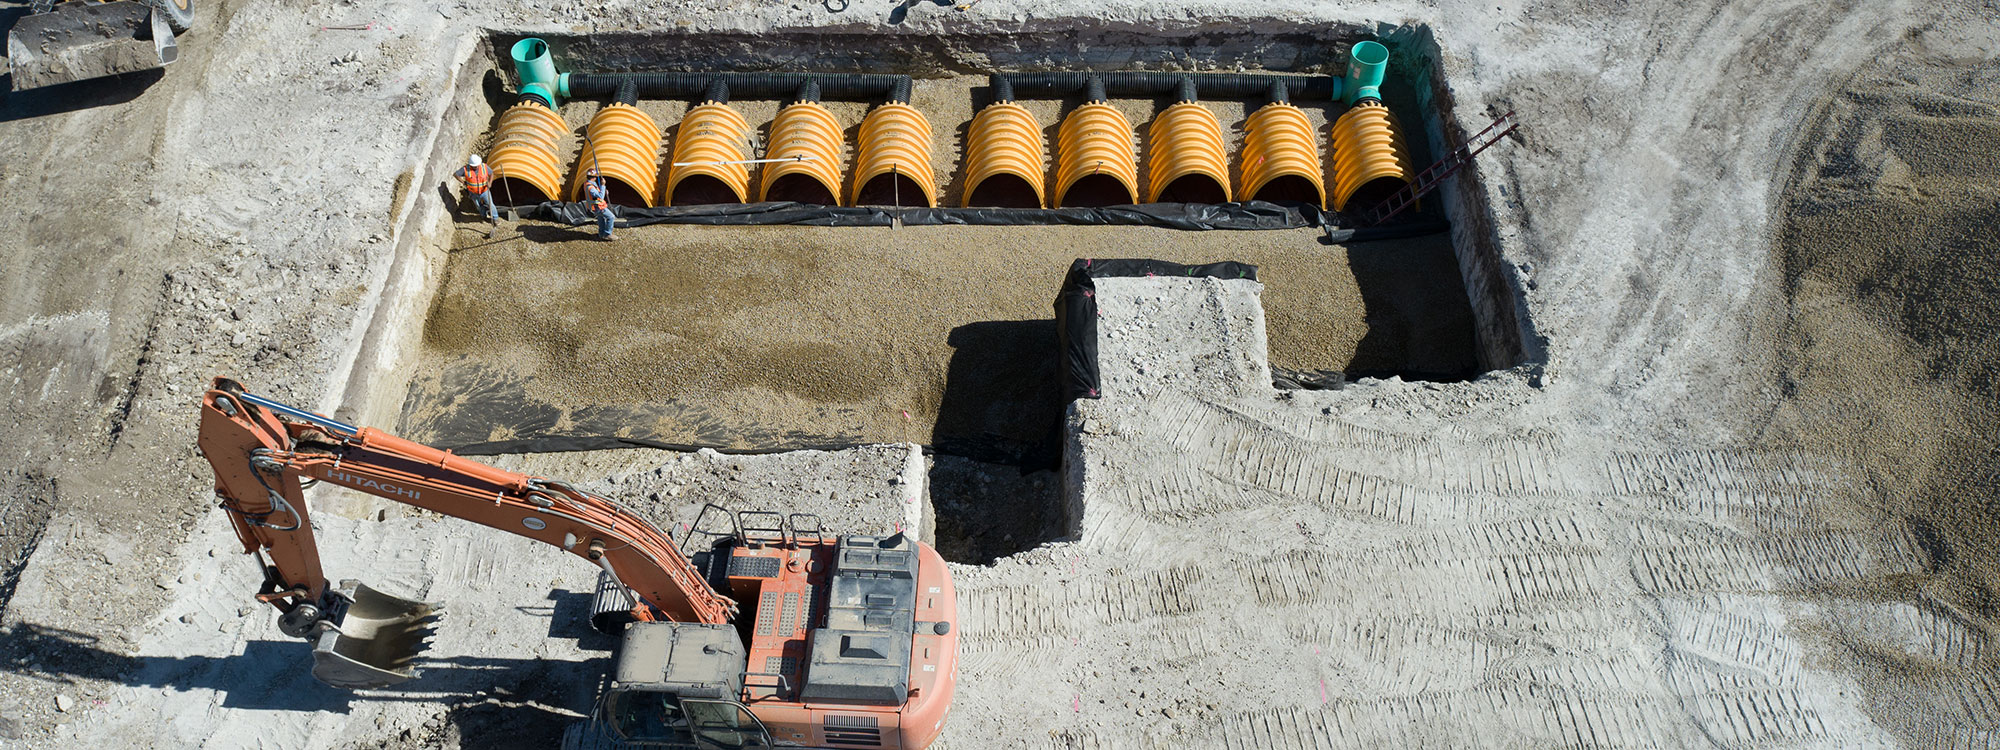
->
<box><xmin>1239</xmin><ymin>102</ymin><xmax>1326</xmax><ymax>208</ymax></box>
<box><xmin>566</xmin><ymin>103</ymin><xmax>663</xmax><ymax>208</ymax></box>
<box><xmin>1055</xmin><ymin>102</ymin><xmax>1138</xmax><ymax>208</ymax></box>
<box><xmin>486</xmin><ymin>101</ymin><xmax>566</xmax><ymax>204</ymax></box>
<box><xmin>1329</xmin><ymin>100</ymin><xmax>1414</xmax><ymax>212</ymax></box>
<box><xmin>960</xmin><ymin>101</ymin><xmax>1045</xmax><ymax>208</ymax></box>
<box><xmin>1144</xmin><ymin>101</ymin><xmax>1229</xmax><ymax>204</ymax></box>
<box><xmin>851</xmin><ymin>103</ymin><xmax>938</xmax><ymax>207</ymax></box>
<box><xmin>663</xmin><ymin>102</ymin><xmax>752</xmax><ymax>206</ymax></box>
<box><xmin>759</xmin><ymin>102</ymin><xmax>845</xmax><ymax>205</ymax></box>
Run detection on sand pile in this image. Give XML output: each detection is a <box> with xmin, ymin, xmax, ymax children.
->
<box><xmin>1769</xmin><ymin>48</ymin><xmax>2000</xmax><ymax>741</ymax></box>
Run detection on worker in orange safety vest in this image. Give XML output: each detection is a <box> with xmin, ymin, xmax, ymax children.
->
<box><xmin>455</xmin><ymin>154</ymin><xmax>498</xmax><ymax>236</ymax></box>
<box><xmin>583</xmin><ymin>168</ymin><xmax>614</xmax><ymax>241</ymax></box>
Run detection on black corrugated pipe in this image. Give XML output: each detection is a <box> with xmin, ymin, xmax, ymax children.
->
<box><xmin>989</xmin><ymin>75</ymin><xmax>1015</xmax><ymax>105</ymax></box>
<box><xmin>1084</xmin><ymin>74</ymin><xmax>1107</xmax><ymax>103</ymax></box>
<box><xmin>563</xmin><ymin>72</ymin><xmax>910</xmax><ymax>101</ymax></box>
<box><xmin>995</xmin><ymin>72</ymin><xmax>1337</xmax><ymax>100</ymax></box>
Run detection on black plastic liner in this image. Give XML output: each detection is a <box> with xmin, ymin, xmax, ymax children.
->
<box><xmin>449</xmin><ymin>434</ymin><xmax>887</xmax><ymax>456</ymax></box>
<box><xmin>1055</xmin><ymin>259</ymin><xmax>1260</xmax><ymax>402</ymax></box>
<box><xmin>995</xmin><ymin>71</ymin><xmax>1338</xmax><ymax>100</ymax></box>
<box><xmin>517</xmin><ymin>199</ymin><xmax>1317</xmax><ymax>230</ymax></box>
<box><xmin>514</xmin><ymin>200</ymin><xmax>1449</xmax><ymax>240</ymax></box>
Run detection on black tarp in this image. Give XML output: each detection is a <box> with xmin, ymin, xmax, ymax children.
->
<box><xmin>449</xmin><ymin>434</ymin><xmax>894</xmax><ymax>457</ymax></box>
<box><xmin>519</xmin><ymin>200</ymin><xmax>1449</xmax><ymax>240</ymax></box>
<box><xmin>519</xmin><ymin>199</ymin><xmax>1318</xmax><ymax>231</ymax></box>
<box><xmin>1055</xmin><ymin>259</ymin><xmax>1260</xmax><ymax>402</ymax></box>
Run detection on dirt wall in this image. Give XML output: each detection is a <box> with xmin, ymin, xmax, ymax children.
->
<box><xmin>339</xmin><ymin>38</ymin><xmax>501</xmax><ymax>433</ymax></box>
<box><xmin>1395</xmin><ymin>24</ymin><xmax>1534</xmax><ymax>374</ymax></box>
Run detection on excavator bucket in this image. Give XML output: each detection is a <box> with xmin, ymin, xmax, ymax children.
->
<box><xmin>310</xmin><ymin>581</ymin><xmax>443</xmax><ymax>689</ymax></box>
<box><xmin>6</xmin><ymin>1</ymin><xmax>176</xmax><ymax>91</ymax></box>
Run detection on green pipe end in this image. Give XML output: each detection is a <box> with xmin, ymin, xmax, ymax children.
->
<box><xmin>511</xmin><ymin>37</ymin><xmax>561</xmax><ymax>106</ymax></box>
<box><xmin>1342</xmin><ymin>40</ymin><xmax>1389</xmax><ymax>106</ymax></box>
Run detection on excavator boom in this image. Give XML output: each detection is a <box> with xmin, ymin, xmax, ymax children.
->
<box><xmin>197</xmin><ymin>378</ymin><xmax>736</xmax><ymax>687</ymax></box>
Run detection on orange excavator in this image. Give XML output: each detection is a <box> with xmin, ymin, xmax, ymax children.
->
<box><xmin>198</xmin><ymin>377</ymin><xmax>958</xmax><ymax>749</ymax></box>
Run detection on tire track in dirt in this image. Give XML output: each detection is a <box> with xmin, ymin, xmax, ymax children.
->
<box><xmin>1150</xmin><ymin>391</ymin><xmax>1580</xmax><ymax>498</ymax></box>
<box><xmin>968</xmin><ymin>376</ymin><xmax>1931</xmax><ymax>747</ymax></box>
<box><xmin>1211</xmin><ymin>686</ymin><xmax>1834</xmax><ymax>750</ymax></box>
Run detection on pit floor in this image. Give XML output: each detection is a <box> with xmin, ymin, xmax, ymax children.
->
<box><xmin>401</xmin><ymin>221</ymin><xmax>1476</xmax><ymax>451</ymax></box>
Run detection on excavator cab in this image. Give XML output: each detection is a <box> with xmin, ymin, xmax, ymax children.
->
<box><xmin>605</xmin><ymin>690</ymin><xmax>773</xmax><ymax>749</ymax></box>
<box><xmin>566</xmin><ymin>620</ymin><xmax>775</xmax><ymax>750</ymax></box>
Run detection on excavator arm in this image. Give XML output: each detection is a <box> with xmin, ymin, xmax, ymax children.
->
<box><xmin>197</xmin><ymin>377</ymin><xmax>737</xmax><ymax>687</ymax></box>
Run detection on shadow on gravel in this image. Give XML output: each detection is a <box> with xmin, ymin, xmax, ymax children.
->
<box><xmin>0</xmin><ymin>470</ymin><xmax>55</xmax><ymax>622</ymax></box>
<box><xmin>0</xmin><ymin>620</ymin><xmax>607</xmax><ymax>714</ymax></box>
<box><xmin>927</xmin><ymin>320</ymin><xmax>1067</xmax><ymax>564</ymax></box>
<box><xmin>928</xmin><ymin>456</ymin><xmax>1063</xmax><ymax>565</ymax></box>
<box><xmin>0</xmin><ymin>66</ymin><xmax>164</xmax><ymax>123</ymax></box>
<box><xmin>1343</xmin><ymin>237</ymin><xmax>1481</xmax><ymax>381</ymax></box>
<box><xmin>932</xmin><ymin>320</ymin><xmax>1062</xmax><ymax>465</ymax></box>
<box><xmin>442</xmin><ymin>694</ymin><xmax>582</xmax><ymax>749</ymax></box>
<box><xmin>0</xmin><ymin>623</ymin><xmax>356</xmax><ymax>711</ymax></box>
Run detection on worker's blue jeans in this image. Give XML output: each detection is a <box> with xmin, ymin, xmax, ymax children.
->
<box><xmin>595</xmin><ymin>209</ymin><xmax>614</xmax><ymax>238</ymax></box>
<box><xmin>470</xmin><ymin>190</ymin><xmax>496</xmax><ymax>221</ymax></box>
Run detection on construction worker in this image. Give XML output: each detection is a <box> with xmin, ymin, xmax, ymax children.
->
<box><xmin>583</xmin><ymin>168</ymin><xmax>614</xmax><ymax>241</ymax></box>
<box><xmin>455</xmin><ymin>155</ymin><xmax>497</xmax><ymax>228</ymax></box>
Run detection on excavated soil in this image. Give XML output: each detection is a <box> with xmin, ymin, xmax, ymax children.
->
<box><xmin>405</xmin><ymin>223</ymin><xmax>1473</xmax><ymax>451</ymax></box>
<box><xmin>1770</xmin><ymin>52</ymin><xmax>2000</xmax><ymax>610</ymax></box>
<box><xmin>1767</xmin><ymin>48</ymin><xmax>2000</xmax><ymax>742</ymax></box>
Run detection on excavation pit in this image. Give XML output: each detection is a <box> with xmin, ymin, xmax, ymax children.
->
<box><xmin>364</xmin><ymin>24</ymin><xmax>1529</xmax><ymax>462</ymax></box>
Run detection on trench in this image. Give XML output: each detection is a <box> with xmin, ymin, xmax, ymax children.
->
<box><xmin>334</xmin><ymin>22</ymin><xmax>1531</xmax><ymax>561</ymax></box>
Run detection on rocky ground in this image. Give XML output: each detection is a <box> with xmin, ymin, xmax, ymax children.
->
<box><xmin>0</xmin><ymin>0</ymin><xmax>1996</xmax><ymax>747</ymax></box>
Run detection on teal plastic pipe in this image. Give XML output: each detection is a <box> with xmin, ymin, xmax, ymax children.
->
<box><xmin>511</xmin><ymin>38</ymin><xmax>563</xmax><ymax>107</ymax></box>
<box><xmin>1340</xmin><ymin>40</ymin><xmax>1388</xmax><ymax>105</ymax></box>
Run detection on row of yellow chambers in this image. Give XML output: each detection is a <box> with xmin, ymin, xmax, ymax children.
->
<box><xmin>491</xmin><ymin>39</ymin><xmax>1413</xmax><ymax>213</ymax></box>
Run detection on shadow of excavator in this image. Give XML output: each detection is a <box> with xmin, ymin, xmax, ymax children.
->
<box><xmin>0</xmin><ymin>591</ymin><xmax>616</xmax><ymax>744</ymax></box>
<box><xmin>0</xmin><ymin>620</ymin><xmax>602</xmax><ymax>707</ymax></box>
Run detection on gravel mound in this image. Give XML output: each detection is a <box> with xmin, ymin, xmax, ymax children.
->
<box><xmin>1771</xmin><ymin>47</ymin><xmax>2000</xmax><ymax>743</ymax></box>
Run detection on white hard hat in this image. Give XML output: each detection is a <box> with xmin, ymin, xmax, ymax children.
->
<box><xmin>468</xmin><ymin>154</ymin><xmax>482</xmax><ymax>167</ymax></box>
